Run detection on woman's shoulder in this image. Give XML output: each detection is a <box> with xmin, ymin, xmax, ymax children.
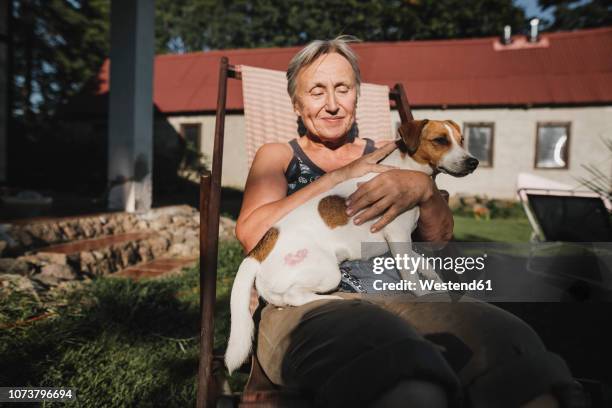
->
<box><xmin>252</xmin><ymin>141</ymin><xmax>295</xmax><ymax>172</ymax></box>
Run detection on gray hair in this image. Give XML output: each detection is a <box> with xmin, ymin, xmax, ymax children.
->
<box><xmin>287</xmin><ymin>35</ymin><xmax>362</xmax><ymax>104</ymax></box>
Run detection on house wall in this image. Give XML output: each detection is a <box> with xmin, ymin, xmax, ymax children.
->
<box><xmin>165</xmin><ymin>106</ymin><xmax>612</xmax><ymax>198</ymax></box>
<box><xmin>166</xmin><ymin>114</ymin><xmax>248</xmax><ymax>189</ymax></box>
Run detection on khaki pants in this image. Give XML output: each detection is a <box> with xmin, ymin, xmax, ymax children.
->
<box><xmin>256</xmin><ymin>292</ymin><xmax>574</xmax><ymax>407</ymax></box>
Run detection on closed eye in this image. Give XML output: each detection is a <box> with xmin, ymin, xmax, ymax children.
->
<box><xmin>432</xmin><ymin>137</ymin><xmax>449</xmax><ymax>145</ymax></box>
<box><xmin>336</xmin><ymin>85</ymin><xmax>349</xmax><ymax>94</ymax></box>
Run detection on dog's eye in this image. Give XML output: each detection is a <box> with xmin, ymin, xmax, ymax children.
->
<box><xmin>432</xmin><ymin>137</ymin><xmax>449</xmax><ymax>145</ymax></box>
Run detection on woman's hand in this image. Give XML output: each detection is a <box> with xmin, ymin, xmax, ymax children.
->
<box><xmin>345</xmin><ymin>169</ymin><xmax>438</xmax><ymax>233</ymax></box>
<box><xmin>329</xmin><ymin>142</ymin><xmax>398</xmax><ymax>185</ymax></box>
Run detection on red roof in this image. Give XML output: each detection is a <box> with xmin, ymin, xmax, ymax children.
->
<box><xmin>97</xmin><ymin>27</ymin><xmax>612</xmax><ymax>112</ymax></box>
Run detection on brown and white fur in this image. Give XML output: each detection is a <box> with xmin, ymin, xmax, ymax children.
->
<box><xmin>225</xmin><ymin>119</ymin><xmax>478</xmax><ymax>373</ymax></box>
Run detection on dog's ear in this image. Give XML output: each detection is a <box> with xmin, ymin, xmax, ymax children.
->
<box><xmin>398</xmin><ymin>119</ymin><xmax>429</xmax><ymax>155</ymax></box>
<box><xmin>445</xmin><ymin>120</ymin><xmax>461</xmax><ymax>134</ymax></box>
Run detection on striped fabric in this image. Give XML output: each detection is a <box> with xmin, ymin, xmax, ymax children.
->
<box><xmin>241</xmin><ymin>65</ymin><xmax>394</xmax><ymax>168</ymax></box>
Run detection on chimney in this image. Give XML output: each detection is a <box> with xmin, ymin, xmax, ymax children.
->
<box><xmin>502</xmin><ymin>25</ymin><xmax>512</xmax><ymax>45</ymax></box>
<box><xmin>529</xmin><ymin>18</ymin><xmax>540</xmax><ymax>43</ymax></box>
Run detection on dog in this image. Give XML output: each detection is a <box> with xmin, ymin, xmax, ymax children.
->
<box><xmin>225</xmin><ymin>119</ymin><xmax>479</xmax><ymax>373</ymax></box>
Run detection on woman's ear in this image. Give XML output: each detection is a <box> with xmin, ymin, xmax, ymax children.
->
<box><xmin>293</xmin><ymin>98</ymin><xmax>302</xmax><ymax>117</ymax></box>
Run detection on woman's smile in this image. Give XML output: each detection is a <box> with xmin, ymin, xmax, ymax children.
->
<box><xmin>321</xmin><ymin>116</ymin><xmax>345</xmax><ymax>123</ymax></box>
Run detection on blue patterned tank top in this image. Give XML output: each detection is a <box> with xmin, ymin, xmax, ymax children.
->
<box><xmin>283</xmin><ymin>137</ymin><xmax>403</xmax><ymax>293</ymax></box>
<box><xmin>285</xmin><ymin>138</ymin><xmax>376</xmax><ymax>195</ymax></box>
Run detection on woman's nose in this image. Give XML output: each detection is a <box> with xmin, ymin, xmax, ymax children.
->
<box><xmin>325</xmin><ymin>92</ymin><xmax>339</xmax><ymax>113</ymax></box>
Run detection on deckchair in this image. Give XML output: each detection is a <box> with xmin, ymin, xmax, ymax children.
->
<box><xmin>196</xmin><ymin>57</ymin><xmax>426</xmax><ymax>408</ymax></box>
<box><xmin>516</xmin><ymin>172</ymin><xmax>612</xmax><ymax>242</ymax></box>
<box><xmin>518</xmin><ymin>188</ymin><xmax>612</xmax><ymax>242</ymax></box>
<box><xmin>516</xmin><ymin>175</ymin><xmax>612</xmax><ymax>300</ymax></box>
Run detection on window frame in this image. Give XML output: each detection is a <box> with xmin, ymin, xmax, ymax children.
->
<box><xmin>534</xmin><ymin>122</ymin><xmax>571</xmax><ymax>170</ymax></box>
<box><xmin>463</xmin><ymin>122</ymin><xmax>495</xmax><ymax>168</ymax></box>
<box><xmin>179</xmin><ymin>122</ymin><xmax>202</xmax><ymax>152</ymax></box>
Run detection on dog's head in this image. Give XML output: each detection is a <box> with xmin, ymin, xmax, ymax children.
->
<box><xmin>397</xmin><ymin>119</ymin><xmax>479</xmax><ymax>177</ymax></box>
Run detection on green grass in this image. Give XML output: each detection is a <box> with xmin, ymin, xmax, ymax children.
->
<box><xmin>0</xmin><ymin>240</ymin><xmax>246</xmax><ymax>407</ymax></box>
<box><xmin>452</xmin><ymin>215</ymin><xmax>533</xmax><ymax>242</ymax></box>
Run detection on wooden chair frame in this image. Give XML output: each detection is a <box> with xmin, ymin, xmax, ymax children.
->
<box><xmin>196</xmin><ymin>56</ymin><xmax>417</xmax><ymax>408</ymax></box>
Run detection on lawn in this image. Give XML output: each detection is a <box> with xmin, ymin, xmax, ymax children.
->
<box><xmin>0</xmin><ymin>241</ymin><xmax>246</xmax><ymax>407</ymax></box>
<box><xmin>452</xmin><ymin>214</ymin><xmax>532</xmax><ymax>242</ymax></box>
<box><xmin>0</xmin><ymin>216</ymin><xmax>538</xmax><ymax>406</ymax></box>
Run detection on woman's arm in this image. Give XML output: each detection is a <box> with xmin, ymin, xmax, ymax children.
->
<box><xmin>414</xmin><ymin>183</ymin><xmax>453</xmax><ymax>242</ymax></box>
<box><xmin>236</xmin><ymin>142</ymin><xmax>398</xmax><ymax>253</ymax></box>
<box><xmin>236</xmin><ymin>143</ymin><xmax>337</xmax><ymax>253</ymax></box>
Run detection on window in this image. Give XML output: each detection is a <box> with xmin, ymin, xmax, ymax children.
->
<box><xmin>180</xmin><ymin>123</ymin><xmax>201</xmax><ymax>152</ymax></box>
<box><xmin>464</xmin><ymin>123</ymin><xmax>494</xmax><ymax>167</ymax></box>
<box><xmin>535</xmin><ymin>123</ymin><xmax>570</xmax><ymax>169</ymax></box>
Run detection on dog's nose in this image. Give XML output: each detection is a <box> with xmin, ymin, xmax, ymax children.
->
<box><xmin>465</xmin><ymin>157</ymin><xmax>479</xmax><ymax>170</ymax></box>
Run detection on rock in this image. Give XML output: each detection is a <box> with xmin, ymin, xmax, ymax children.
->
<box><xmin>102</xmin><ymin>223</ymin><xmax>115</xmax><ymax>235</ymax></box>
<box><xmin>0</xmin><ymin>258</ymin><xmax>32</xmax><ymax>275</ymax></box>
<box><xmin>59</xmin><ymin>221</ymin><xmax>75</xmax><ymax>241</ymax></box>
<box><xmin>169</xmin><ymin>243</ymin><xmax>191</xmax><ymax>257</ymax></box>
<box><xmin>0</xmin><ymin>240</ymin><xmax>6</xmax><ymax>257</ymax></box>
<box><xmin>15</xmin><ymin>229</ymin><xmax>34</xmax><ymax>248</ymax></box>
<box><xmin>28</xmin><ymin>223</ymin><xmax>55</xmax><ymax>243</ymax></box>
<box><xmin>171</xmin><ymin>216</ymin><xmax>188</xmax><ymax>227</ymax></box>
<box><xmin>150</xmin><ymin>237</ymin><xmax>170</xmax><ymax>257</ymax></box>
<box><xmin>79</xmin><ymin>251</ymin><xmax>96</xmax><ymax>269</ymax></box>
<box><xmin>27</xmin><ymin>252</ymin><xmax>69</xmax><ymax>265</ymax></box>
<box><xmin>80</xmin><ymin>220</ymin><xmax>95</xmax><ymax>238</ymax></box>
<box><xmin>138</xmin><ymin>245</ymin><xmax>153</xmax><ymax>262</ymax></box>
<box><xmin>32</xmin><ymin>264</ymin><xmax>78</xmax><ymax>286</ymax></box>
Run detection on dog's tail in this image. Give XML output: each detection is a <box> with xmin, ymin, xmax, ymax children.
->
<box><xmin>225</xmin><ymin>256</ymin><xmax>260</xmax><ymax>374</ymax></box>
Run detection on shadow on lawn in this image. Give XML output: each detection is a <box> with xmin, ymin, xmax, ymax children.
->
<box><xmin>0</xmin><ymin>276</ymin><xmax>197</xmax><ymax>379</ymax></box>
<box><xmin>453</xmin><ymin>234</ymin><xmax>496</xmax><ymax>242</ymax></box>
<box><xmin>0</xmin><ymin>241</ymin><xmax>245</xmax><ymax>406</ymax></box>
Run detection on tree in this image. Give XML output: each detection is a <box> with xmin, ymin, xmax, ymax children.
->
<box><xmin>9</xmin><ymin>0</ymin><xmax>109</xmax><ymax>191</ymax></box>
<box><xmin>154</xmin><ymin>0</ymin><xmax>527</xmax><ymax>53</ymax></box>
<box><xmin>11</xmin><ymin>0</ymin><xmax>109</xmax><ymax>125</ymax></box>
<box><xmin>538</xmin><ymin>0</ymin><xmax>612</xmax><ymax>31</ymax></box>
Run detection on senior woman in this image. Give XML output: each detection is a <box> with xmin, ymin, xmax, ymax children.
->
<box><xmin>235</xmin><ymin>37</ymin><xmax>575</xmax><ymax>408</ymax></box>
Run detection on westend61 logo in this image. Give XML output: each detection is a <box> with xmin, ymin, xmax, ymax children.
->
<box><xmin>372</xmin><ymin>253</ymin><xmax>487</xmax><ymax>275</ymax></box>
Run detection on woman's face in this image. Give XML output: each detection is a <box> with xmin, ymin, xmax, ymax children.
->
<box><xmin>293</xmin><ymin>52</ymin><xmax>358</xmax><ymax>142</ymax></box>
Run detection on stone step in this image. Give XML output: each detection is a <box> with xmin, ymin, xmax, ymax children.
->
<box><xmin>0</xmin><ymin>204</ymin><xmax>205</xmax><ymax>257</ymax></box>
<box><xmin>30</xmin><ymin>231</ymin><xmax>171</xmax><ymax>277</ymax></box>
<box><xmin>114</xmin><ymin>257</ymin><xmax>198</xmax><ymax>280</ymax></box>
<box><xmin>39</xmin><ymin>231</ymin><xmax>154</xmax><ymax>255</ymax></box>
